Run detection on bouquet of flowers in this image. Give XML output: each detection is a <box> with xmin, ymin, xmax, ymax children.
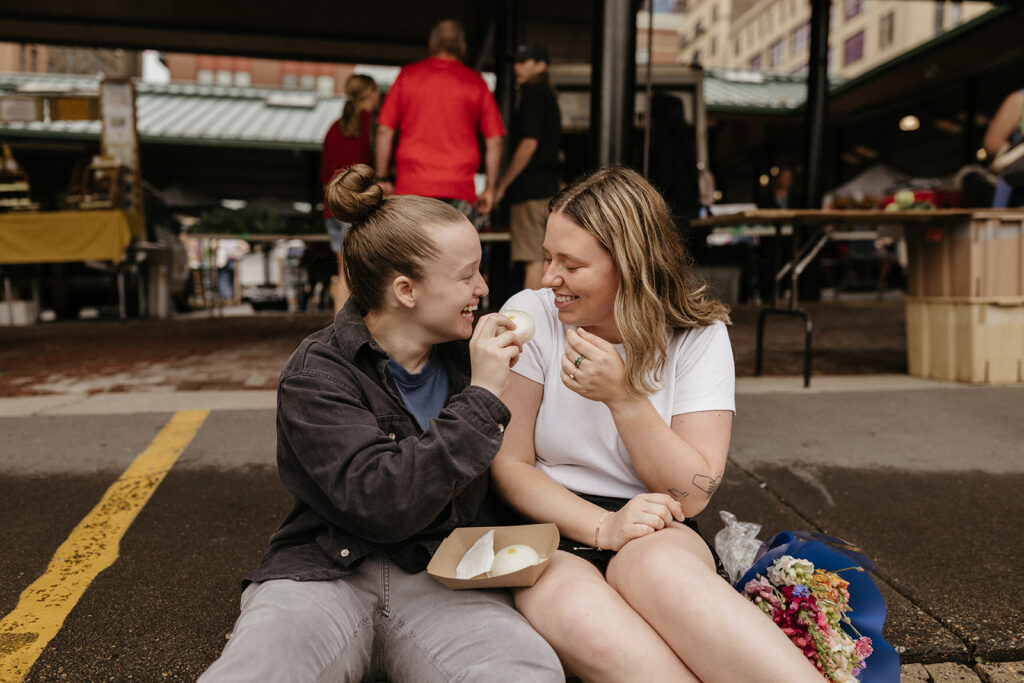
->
<box><xmin>732</xmin><ymin>530</ymin><xmax>899</xmax><ymax>683</ymax></box>
<box><xmin>741</xmin><ymin>555</ymin><xmax>873</xmax><ymax>681</ymax></box>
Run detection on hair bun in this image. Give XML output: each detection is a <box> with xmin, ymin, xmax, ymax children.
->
<box><xmin>325</xmin><ymin>164</ymin><xmax>384</xmax><ymax>223</ymax></box>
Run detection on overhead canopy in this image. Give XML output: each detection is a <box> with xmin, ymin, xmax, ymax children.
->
<box><xmin>0</xmin><ymin>0</ymin><xmax>594</xmax><ymax>69</ymax></box>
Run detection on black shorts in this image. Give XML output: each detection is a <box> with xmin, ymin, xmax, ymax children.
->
<box><xmin>560</xmin><ymin>493</ymin><xmax>728</xmax><ymax>581</ymax></box>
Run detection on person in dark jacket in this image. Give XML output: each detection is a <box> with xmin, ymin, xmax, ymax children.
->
<box><xmin>495</xmin><ymin>42</ymin><xmax>562</xmax><ymax>291</ymax></box>
<box><xmin>200</xmin><ymin>164</ymin><xmax>563</xmax><ymax>682</ymax></box>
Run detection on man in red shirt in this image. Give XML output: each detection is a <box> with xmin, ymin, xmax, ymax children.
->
<box><xmin>375</xmin><ymin>20</ymin><xmax>505</xmax><ymax>219</ymax></box>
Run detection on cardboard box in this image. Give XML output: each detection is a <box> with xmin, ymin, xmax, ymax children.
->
<box><xmin>427</xmin><ymin>523</ymin><xmax>559</xmax><ymax>590</ymax></box>
<box><xmin>905</xmin><ymin>212</ymin><xmax>1024</xmax><ymax>298</ymax></box>
<box><xmin>905</xmin><ymin>296</ymin><xmax>1024</xmax><ymax>384</ymax></box>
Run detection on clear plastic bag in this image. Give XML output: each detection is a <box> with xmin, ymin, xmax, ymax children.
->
<box><xmin>712</xmin><ymin>511</ymin><xmax>763</xmax><ymax>583</ymax></box>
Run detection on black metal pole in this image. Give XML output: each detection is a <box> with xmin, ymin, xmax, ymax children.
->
<box><xmin>591</xmin><ymin>0</ymin><xmax>637</xmax><ymax>168</ymax></box>
<box><xmin>803</xmin><ymin>0</ymin><xmax>829</xmax><ymax>209</ymax></box>
<box><xmin>964</xmin><ymin>75</ymin><xmax>979</xmax><ymax>166</ymax></box>
<box><xmin>494</xmin><ymin>0</ymin><xmax>517</xmax><ymax>136</ymax></box>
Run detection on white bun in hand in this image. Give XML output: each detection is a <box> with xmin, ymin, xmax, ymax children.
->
<box><xmin>487</xmin><ymin>544</ymin><xmax>541</xmax><ymax>577</ymax></box>
<box><xmin>497</xmin><ymin>310</ymin><xmax>535</xmax><ymax>345</ymax></box>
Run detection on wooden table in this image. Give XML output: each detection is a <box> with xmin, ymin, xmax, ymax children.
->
<box><xmin>690</xmin><ymin>209</ymin><xmax>1024</xmax><ymax>385</ymax></box>
<box><xmin>0</xmin><ymin>209</ymin><xmax>144</xmax><ymax>322</ymax></box>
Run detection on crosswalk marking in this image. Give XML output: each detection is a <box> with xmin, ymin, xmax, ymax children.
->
<box><xmin>0</xmin><ymin>410</ymin><xmax>209</xmax><ymax>683</ymax></box>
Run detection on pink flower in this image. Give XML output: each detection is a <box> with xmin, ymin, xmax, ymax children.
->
<box><xmin>854</xmin><ymin>638</ymin><xmax>873</xmax><ymax>660</ymax></box>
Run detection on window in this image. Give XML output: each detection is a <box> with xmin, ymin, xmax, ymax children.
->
<box><xmin>934</xmin><ymin>2</ymin><xmax>945</xmax><ymax>35</ymax></box>
<box><xmin>215</xmin><ymin>69</ymin><xmax>233</xmax><ymax>86</ymax></box>
<box><xmin>750</xmin><ymin>53</ymin><xmax>763</xmax><ymax>70</ymax></box>
<box><xmin>299</xmin><ymin>74</ymin><xmax>316</xmax><ymax>90</ymax></box>
<box><xmin>733</xmin><ymin>38</ymin><xmax>740</xmax><ymax>56</ymax></box>
<box><xmin>791</xmin><ymin>22</ymin><xmax>810</xmax><ymax>55</ymax></box>
<box><xmin>879</xmin><ymin>11</ymin><xmax>895</xmax><ymax>48</ymax></box>
<box><xmin>769</xmin><ymin>39</ymin><xmax>785</xmax><ymax>68</ymax></box>
<box><xmin>843</xmin><ymin>30</ymin><xmax>864</xmax><ymax>66</ymax></box>
<box><xmin>316</xmin><ymin>75</ymin><xmax>336</xmax><ymax>97</ymax></box>
<box><xmin>712</xmin><ymin>3</ymin><xmax>718</xmax><ymax>21</ymax></box>
<box><xmin>197</xmin><ymin>69</ymin><xmax>214</xmax><ymax>85</ymax></box>
<box><xmin>234</xmin><ymin>71</ymin><xmax>252</xmax><ymax>88</ymax></box>
<box><xmin>844</xmin><ymin>0</ymin><xmax>864</xmax><ymax>21</ymax></box>
<box><xmin>281</xmin><ymin>73</ymin><xmax>297</xmax><ymax>89</ymax></box>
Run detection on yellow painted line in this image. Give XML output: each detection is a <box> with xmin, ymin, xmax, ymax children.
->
<box><xmin>0</xmin><ymin>410</ymin><xmax>209</xmax><ymax>683</ymax></box>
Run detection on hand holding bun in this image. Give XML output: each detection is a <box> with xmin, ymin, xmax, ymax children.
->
<box><xmin>497</xmin><ymin>310</ymin><xmax>535</xmax><ymax>345</ymax></box>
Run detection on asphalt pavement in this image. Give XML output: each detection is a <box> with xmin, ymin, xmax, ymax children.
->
<box><xmin>1</xmin><ymin>301</ymin><xmax>1022</xmax><ymax>682</ymax></box>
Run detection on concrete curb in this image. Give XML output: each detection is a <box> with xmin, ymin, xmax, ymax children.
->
<box><xmin>3</xmin><ymin>374</ymin><xmax>1017</xmax><ymax>417</ymax></box>
<box><xmin>735</xmin><ymin>374</ymin><xmax>971</xmax><ymax>394</ymax></box>
<box><xmin>0</xmin><ymin>390</ymin><xmax>277</xmax><ymax>416</ymax></box>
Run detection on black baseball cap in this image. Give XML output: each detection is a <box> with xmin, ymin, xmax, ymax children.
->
<box><xmin>512</xmin><ymin>42</ymin><xmax>550</xmax><ymax>63</ymax></box>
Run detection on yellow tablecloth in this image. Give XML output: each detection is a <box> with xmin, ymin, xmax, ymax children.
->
<box><xmin>0</xmin><ymin>210</ymin><xmax>144</xmax><ymax>264</ymax></box>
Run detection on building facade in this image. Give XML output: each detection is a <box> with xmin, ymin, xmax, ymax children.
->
<box><xmin>161</xmin><ymin>53</ymin><xmax>356</xmax><ymax>97</ymax></box>
<box><xmin>638</xmin><ymin>11</ymin><xmax>689</xmax><ymax>64</ymax></box>
<box><xmin>0</xmin><ymin>43</ymin><xmax>139</xmax><ymax>78</ymax></box>
<box><xmin>678</xmin><ymin>0</ymin><xmax>993</xmax><ymax>78</ymax></box>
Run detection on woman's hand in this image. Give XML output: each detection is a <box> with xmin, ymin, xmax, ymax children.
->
<box><xmin>561</xmin><ymin>328</ymin><xmax>631</xmax><ymax>406</ymax></box>
<box><xmin>469</xmin><ymin>313</ymin><xmax>522</xmax><ymax>397</ymax></box>
<box><xmin>597</xmin><ymin>493</ymin><xmax>685</xmax><ymax>552</ymax></box>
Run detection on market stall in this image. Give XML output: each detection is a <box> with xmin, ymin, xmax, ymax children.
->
<box><xmin>0</xmin><ymin>77</ymin><xmax>157</xmax><ymax>323</ymax></box>
<box><xmin>691</xmin><ymin>208</ymin><xmax>1024</xmax><ymax>385</ymax></box>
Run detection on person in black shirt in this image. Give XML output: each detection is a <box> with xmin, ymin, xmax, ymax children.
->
<box><xmin>199</xmin><ymin>165</ymin><xmax>563</xmax><ymax>683</ymax></box>
<box><xmin>496</xmin><ymin>42</ymin><xmax>562</xmax><ymax>291</ymax></box>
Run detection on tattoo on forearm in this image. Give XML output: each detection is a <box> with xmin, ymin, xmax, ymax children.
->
<box><xmin>668</xmin><ymin>487</ymin><xmax>689</xmax><ymax>500</ymax></box>
<box><xmin>691</xmin><ymin>473</ymin><xmax>722</xmax><ymax>498</ymax></box>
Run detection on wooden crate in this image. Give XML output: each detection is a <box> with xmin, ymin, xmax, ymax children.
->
<box><xmin>905</xmin><ymin>213</ymin><xmax>1024</xmax><ymax>298</ymax></box>
<box><xmin>905</xmin><ymin>296</ymin><xmax>1024</xmax><ymax>384</ymax></box>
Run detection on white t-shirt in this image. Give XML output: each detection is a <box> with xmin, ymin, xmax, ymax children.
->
<box><xmin>502</xmin><ymin>289</ymin><xmax>735</xmax><ymax>499</ymax></box>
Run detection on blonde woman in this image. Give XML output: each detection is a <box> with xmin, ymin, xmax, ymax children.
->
<box><xmin>201</xmin><ymin>165</ymin><xmax>562</xmax><ymax>682</ymax></box>
<box><xmin>492</xmin><ymin>166</ymin><xmax>823</xmax><ymax>682</ymax></box>
<box><xmin>320</xmin><ymin>74</ymin><xmax>380</xmax><ymax>312</ymax></box>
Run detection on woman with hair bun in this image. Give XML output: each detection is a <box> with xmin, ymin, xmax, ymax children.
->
<box><xmin>492</xmin><ymin>165</ymin><xmax>823</xmax><ymax>681</ymax></box>
<box><xmin>200</xmin><ymin>164</ymin><xmax>563</xmax><ymax>682</ymax></box>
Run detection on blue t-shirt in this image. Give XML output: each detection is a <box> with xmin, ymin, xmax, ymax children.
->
<box><xmin>386</xmin><ymin>350</ymin><xmax>451</xmax><ymax>431</ymax></box>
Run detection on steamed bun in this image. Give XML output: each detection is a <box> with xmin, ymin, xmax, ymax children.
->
<box><xmin>486</xmin><ymin>544</ymin><xmax>541</xmax><ymax>577</ymax></box>
<box><xmin>497</xmin><ymin>310</ymin><xmax>535</xmax><ymax>345</ymax></box>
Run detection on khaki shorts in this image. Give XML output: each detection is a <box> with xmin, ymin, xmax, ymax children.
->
<box><xmin>509</xmin><ymin>198</ymin><xmax>550</xmax><ymax>263</ymax></box>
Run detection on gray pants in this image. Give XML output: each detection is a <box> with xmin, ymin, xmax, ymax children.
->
<box><xmin>199</xmin><ymin>554</ymin><xmax>563</xmax><ymax>682</ymax></box>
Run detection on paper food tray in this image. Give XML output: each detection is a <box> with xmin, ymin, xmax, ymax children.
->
<box><xmin>427</xmin><ymin>523</ymin><xmax>559</xmax><ymax>590</ymax></box>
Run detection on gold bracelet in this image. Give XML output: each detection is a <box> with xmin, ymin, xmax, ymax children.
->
<box><xmin>594</xmin><ymin>511</ymin><xmax>612</xmax><ymax>550</ymax></box>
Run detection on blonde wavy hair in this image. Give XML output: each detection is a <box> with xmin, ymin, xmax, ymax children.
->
<box><xmin>550</xmin><ymin>165</ymin><xmax>730</xmax><ymax>398</ymax></box>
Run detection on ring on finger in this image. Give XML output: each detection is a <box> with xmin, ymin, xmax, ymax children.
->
<box><xmin>569</xmin><ymin>371</ymin><xmax>577</xmax><ymax>381</ymax></box>
<box><xmin>574</xmin><ymin>354</ymin><xmax>585</xmax><ymax>368</ymax></box>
